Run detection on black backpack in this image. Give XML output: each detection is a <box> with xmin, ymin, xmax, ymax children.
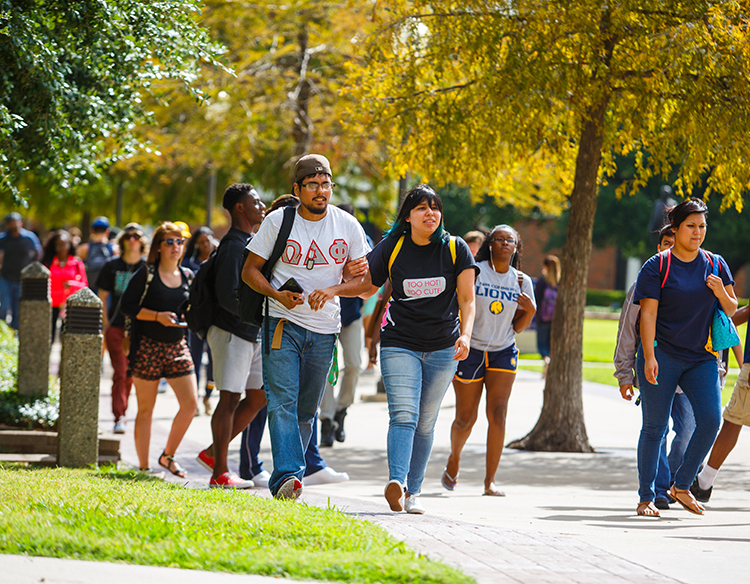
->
<box><xmin>184</xmin><ymin>252</ymin><xmax>219</xmax><ymax>340</ymax></box>
<box><xmin>237</xmin><ymin>206</ymin><xmax>296</xmax><ymax>350</ymax></box>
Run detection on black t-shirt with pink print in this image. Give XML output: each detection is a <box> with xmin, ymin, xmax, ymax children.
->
<box><xmin>368</xmin><ymin>233</ymin><xmax>478</xmax><ymax>352</ymax></box>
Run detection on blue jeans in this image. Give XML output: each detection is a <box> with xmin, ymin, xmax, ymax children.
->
<box><xmin>239</xmin><ymin>407</ymin><xmax>327</xmax><ymax>479</ymax></box>
<box><xmin>0</xmin><ymin>278</ymin><xmax>21</xmax><ymax>330</ymax></box>
<box><xmin>239</xmin><ymin>406</ymin><xmax>267</xmax><ymax>479</ymax></box>
<box><xmin>636</xmin><ymin>345</ymin><xmax>721</xmax><ymax>501</ymax></box>
<box><xmin>188</xmin><ymin>331</ymin><xmax>213</xmax><ymax>397</ymax></box>
<box><xmin>654</xmin><ymin>392</ymin><xmax>696</xmax><ymax>498</ymax></box>
<box><xmin>262</xmin><ymin>317</ymin><xmax>335</xmax><ymax>495</ymax></box>
<box><xmin>380</xmin><ymin>345</ymin><xmax>458</xmax><ymax>495</ymax></box>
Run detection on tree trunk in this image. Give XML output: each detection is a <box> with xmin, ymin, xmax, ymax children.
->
<box><xmin>507</xmin><ymin>98</ymin><xmax>609</xmax><ymax>453</ymax></box>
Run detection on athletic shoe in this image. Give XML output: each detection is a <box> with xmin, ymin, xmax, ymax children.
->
<box><xmin>384</xmin><ymin>480</ymin><xmax>405</xmax><ymax>512</ymax></box>
<box><xmin>250</xmin><ymin>470</ymin><xmax>271</xmax><ymax>488</ymax></box>
<box><xmin>113</xmin><ymin>419</ymin><xmax>126</xmax><ymax>434</ymax></box>
<box><xmin>275</xmin><ymin>477</ymin><xmax>303</xmax><ymax>500</ymax></box>
<box><xmin>196</xmin><ymin>448</ymin><xmax>214</xmax><ymax>472</ymax></box>
<box><xmin>209</xmin><ymin>471</ymin><xmax>254</xmax><ymax>489</ymax></box>
<box><xmin>405</xmin><ymin>494</ymin><xmax>425</xmax><ymax>514</ymax></box>
<box><xmin>690</xmin><ymin>477</ymin><xmax>713</xmax><ymax>503</ymax></box>
<box><xmin>654</xmin><ymin>497</ymin><xmax>671</xmax><ymax>510</ymax></box>
<box><xmin>303</xmin><ymin>466</ymin><xmax>350</xmax><ymax>486</ymax></box>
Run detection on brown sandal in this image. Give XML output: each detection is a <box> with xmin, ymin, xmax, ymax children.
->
<box><xmin>670</xmin><ymin>485</ymin><xmax>704</xmax><ymax>515</ymax></box>
<box><xmin>159</xmin><ymin>451</ymin><xmax>187</xmax><ymax>478</ymax></box>
<box><xmin>636</xmin><ymin>501</ymin><xmax>660</xmax><ymax>517</ymax></box>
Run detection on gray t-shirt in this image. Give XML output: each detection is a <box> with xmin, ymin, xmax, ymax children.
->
<box><xmin>470</xmin><ymin>261</ymin><xmax>535</xmax><ymax>352</ymax></box>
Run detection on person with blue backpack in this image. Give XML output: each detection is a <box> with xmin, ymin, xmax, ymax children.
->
<box><xmin>634</xmin><ymin>197</ymin><xmax>737</xmax><ymax>517</ymax></box>
<box><xmin>614</xmin><ymin>224</ymin><xmax>696</xmax><ymax>512</ymax></box>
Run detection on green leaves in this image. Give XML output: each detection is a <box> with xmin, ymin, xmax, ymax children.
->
<box><xmin>0</xmin><ymin>0</ymin><xmax>225</xmax><ymax>203</ymax></box>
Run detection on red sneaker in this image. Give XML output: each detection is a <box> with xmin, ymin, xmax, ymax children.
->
<box><xmin>209</xmin><ymin>471</ymin><xmax>254</xmax><ymax>490</ymax></box>
<box><xmin>196</xmin><ymin>448</ymin><xmax>214</xmax><ymax>471</ymax></box>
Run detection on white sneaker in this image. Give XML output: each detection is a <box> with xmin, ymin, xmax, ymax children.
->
<box><xmin>384</xmin><ymin>480</ymin><xmax>405</xmax><ymax>512</ymax></box>
<box><xmin>303</xmin><ymin>466</ymin><xmax>350</xmax><ymax>486</ymax></box>
<box><xmin>113</xmin><ymin>419</ymin><xmax>126</xmax><ymax>434</ymax></box>
<box><xmin>250</xmin><ymin>470</ymin><xmax>271</xmax><ymax>488</ymax></box>
<box><xmin>405</xmin><ymin>494</ymin><xmax>425</xmax><ymax>514</ymax></box>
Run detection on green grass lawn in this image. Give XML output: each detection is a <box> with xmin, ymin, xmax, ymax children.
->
<box><xmin>0</xmin><ymin>466</ymin><xmax>472</xmax><ymax>584</ymax></box>
<box><xmin>519</xmin><ymin>317</ymin><xmax>745</xmax><ymax>406</ymax></box>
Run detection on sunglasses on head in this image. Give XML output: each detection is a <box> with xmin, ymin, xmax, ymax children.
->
<box><xmin>163</xmin><ymin>237</ymin><xmax>184</xmax><ymax>246</ymax></box>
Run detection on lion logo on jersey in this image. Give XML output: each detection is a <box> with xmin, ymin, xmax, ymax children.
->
<box><xmin>490</xmin><ymin>300</ymin><xmax>504</xmax><ymax>315</ymax></box>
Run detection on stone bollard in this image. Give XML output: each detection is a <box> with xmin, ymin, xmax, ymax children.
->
<box><xmin>18</xmin><ymin>262</ymin><xmax>51</xmax><ymax>396</ymax></box>
<box><xmin>57</xmin><ymin>287</ymin><xmax>102</xmax><ymax>468</ymax></box>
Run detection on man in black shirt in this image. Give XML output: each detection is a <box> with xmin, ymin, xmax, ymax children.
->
<box><xmin>0</xmin><ymin>213</ymin><xmax>42</xmax><ymax>330</ymax></box>
<box><xmin>196</xmin><ymin>184</ymin><xmax>268</xmax><ymax>489</ymax></box>
<box><xmin>97</xmin><ymin>223</ymin><xmax>147</xmax><ymax>433</ymax></box>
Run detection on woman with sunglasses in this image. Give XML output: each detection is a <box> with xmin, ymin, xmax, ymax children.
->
<box><xmin>122</xmin><ymin>222</ymin><xmax>198</xmax><ymax>476</ymax></box>
<box><xmin>366</xmin><ymin>184</ymin><xmax>478</xmax><ymax>514</ymax></box>
<box><xmin>442</xmin><ymin>225</ymin><xmax>536</xmax><ymax>496</ymax></box>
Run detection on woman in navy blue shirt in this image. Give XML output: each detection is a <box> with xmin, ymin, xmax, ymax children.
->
<box><xmin>634</xmin><ymin>198</ymin><xmax>737</xmax><ymax>516</ymax></box>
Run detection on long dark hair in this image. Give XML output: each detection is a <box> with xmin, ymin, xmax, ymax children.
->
<box><xmin>475</xmin><ymin>224</ymin><xmax>522</xmax><ymax>270</ymax></box>
<box><xmin>384</xmin><ymin>184</ymin><xmax>445</xmax><ymax>243</ymax></box>
<box><xmin>184</xmin><ymin>226</ymin><xmax>214</xmax><ymax>261</ymax></box>
<box><xmin>42</xmin><ymin>230</ymin><xmax>75</xmax><ymax>267</ymax></box>
<box><xmin>667</xmin><ymin>197</ymin><xmax>708</xmax><ymax>231</ymax></box>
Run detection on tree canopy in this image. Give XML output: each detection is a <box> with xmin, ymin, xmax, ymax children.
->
<box><xmin>350</xmin><ymin>1</ymin><xmax>750</xmax><ymax>451</ymax></box>
<box><xmin>111</xmin><ymin>0</ymin><xmax>394</xmax><ymax>226</ymax></box>
<box><xmin>0</xmin><ymin>0</ymin><xmax>225</xmax><ymax>204</ymax></box>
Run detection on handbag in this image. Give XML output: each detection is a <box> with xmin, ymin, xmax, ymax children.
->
<box><xmin>709</xmin><ymin>253</ymin><xmax>740</xmax><ymax>352</ymax></box>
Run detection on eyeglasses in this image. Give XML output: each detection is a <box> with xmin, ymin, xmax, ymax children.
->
<box><xmin>122</xmin><ymin>233</ymin><xmax>140</xmax><ymax>241</ymax></box>
<box><xmin>490</xmin><ymin>237</ymin><xmax>516</xmax><ymax>245</ymax></box>
<box><xmin>301</xmin><ymin>181</ymin><xmax>335</xmax><ymax>193</ymax></box>
<box><xmin>163</xmin><ymin>238</ymin><xmax>184</xmax><ymax>246</ymax></box>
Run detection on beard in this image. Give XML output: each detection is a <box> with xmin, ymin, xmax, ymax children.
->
<box><xmin>303</xmin><ymin>201</ymin><xmax>328</xmax><ymax>215</ymax></box>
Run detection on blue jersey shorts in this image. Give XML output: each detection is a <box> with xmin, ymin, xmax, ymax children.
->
<box><xmin>455</xmin><ymin>345</ymin><xmax>518</xmax><ymax>382</ymax></box>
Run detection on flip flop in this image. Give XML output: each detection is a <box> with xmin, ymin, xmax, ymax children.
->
<box><xmin>670</xmin><ymin>485</ymin><xmax>704</xmax><ymax>515</ymax></box>
<box><xmin>441</xmin><ymin>468</ymin><xmax>458</xmax><ymax>491</ymax></box>
<box><xmin>483</xmin><ymin>483</ymin><xmax>506</xmax><ymax>497</ymax></box>
<box><xmin>636</xmin><ymin>501</ymin><xmax>660</xmax><ymax>517</ymax></box>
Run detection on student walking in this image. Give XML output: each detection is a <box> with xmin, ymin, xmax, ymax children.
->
<box><xmin>121</xmin><ymin>222</ymin><xmax>198</xmax><ymax>477</ymax></box>
<box><xmin>366</xmin><ymin>184</ymin><xmax>477</xmax><ymax>514</ymax></box>
<box><xmin>242</xmin><ymin>154</ymin><xmax>371</xmax><ymax>500</ymax></box>
<box><xmin>443</xmin><ymin>224</ymin><xmax>536</xmax><ymax>497</ymax></box>
<box><xmin>634</xmin><ymin>198</ymin><xmax>736</xmax><ymax>516</ymax></box>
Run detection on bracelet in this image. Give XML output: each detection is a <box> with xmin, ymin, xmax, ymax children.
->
<box><xmin>154</xmin><ymin>311</ymin><xmax>159</xmax><ymax>321</ymax></box>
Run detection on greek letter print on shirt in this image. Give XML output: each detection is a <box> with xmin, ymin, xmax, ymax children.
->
<box><xmin>246</xmin><ymin>205</ymin><xmax>370</xmax><ymax>335</ymax></box>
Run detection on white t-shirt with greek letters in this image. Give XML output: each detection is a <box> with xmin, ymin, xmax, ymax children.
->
<box><xmin>246</xmin><ymin>205</ymin><xmax>370</xmax><ymax>334</ymax></box>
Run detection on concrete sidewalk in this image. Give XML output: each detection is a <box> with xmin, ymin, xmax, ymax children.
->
<box><xmin>15</xmin><ymin>343</ymin><xmax>750</xmax><ymax>584</ymax></box>
<box><xmin>103</xmin><ymin>352</ymin><xmax>750</xmax><ymax>584</ymax></box>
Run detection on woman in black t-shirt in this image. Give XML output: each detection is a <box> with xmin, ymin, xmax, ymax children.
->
<box><xmin>366</xmin><ymin>185</ymin><xmax>478</xmax><ymax>515</ymax></box>
<box><xmin>122</xmin><ymin>222</ymin><xmax>198</xmax><ymax>477</ymax></box>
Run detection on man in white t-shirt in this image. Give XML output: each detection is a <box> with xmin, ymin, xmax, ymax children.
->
<box><xmin>242</xmin><ymin>154</ymin><xmax>372</xmax><ymax>500</ymax></box>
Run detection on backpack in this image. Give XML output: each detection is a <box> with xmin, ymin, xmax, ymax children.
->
<box><xmin>237</xmin><ymin>206</ymin><xmax>297</xmax><ymax>352</ymax></box>
<box><xmin>539</xmin><ymin>285</ymin><xmax>558</xmax><ymax>322</ymax></box>
<box><xmin>184</xmin><ymin>252</ymin><xmax>219</xmax><ymax>340</ymax></box>
<box><xmin>85</xmin><ymin>241</ymin><xmax>113</xmax><ymax>285</ymax></box>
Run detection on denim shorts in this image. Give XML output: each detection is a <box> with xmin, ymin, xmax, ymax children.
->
<box><xmin>455</xmin><ymin>345</ymin><xmax>518</xmax><ymax>382</ymax></box>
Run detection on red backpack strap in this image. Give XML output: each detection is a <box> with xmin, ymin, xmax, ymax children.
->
<box><xmin>659</xmin><ymin>249</ymin><xmax>671</xmax><ymax>288</ymax></box>
<box><xmin>701</xmin><ymin>249</ymin><xmax>721</xmax><ymax>274</ymax></box>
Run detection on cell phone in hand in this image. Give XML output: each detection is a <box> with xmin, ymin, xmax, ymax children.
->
<box><xmin>172</xmin><ymin>318</ymin><xmax>188</xmax><ymax>327</ymax></box>
<box><xmin>279</xmin><ymin>277</ymin><xmax>304</xmax><ymax>294</ymax></box>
